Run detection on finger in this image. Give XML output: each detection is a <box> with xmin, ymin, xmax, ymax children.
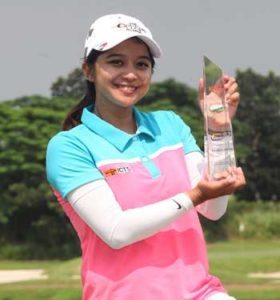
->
<box><xmin>213</xmin><ymin>166</ymin><xmax>239</xmax><ymax>181</ymax></box>
<box><xmin>236</xmin><ymin>167</ymin><xmax>246</xmax><ymax>187</ymax></box>
<box><xmin>214</xmin><ymin>169</ymin><xmax>232</xmax><ymax>180</ymax></box>
<box><xmin>236</xmin><ymin>167</ymin><xmax>243</xmax><ymax>174</ymax></box>
<box><xmin>212</xmin><ymin>176</ymin><xmax>236</xmax><ymax>189</ymax></box>
<box><xmin>226</xmin><ymin>166</ymin><xmax>235</xmax><ymax>177</ymax></box>
<box><xmin>226</xmin><ymin>92</ymin><xmax>240</xmax><ymax>106</ymax></box>
<box><xmin>229</xmin><ymin>167</ymin><xmax>246</xmax><ymax>189</ymax></box>
<box><xmin>228</xmin><ymin>166</ymin><xmax>239</xmax><ymax>180</ymax></box>
<box><xmin>223</xmin><ymin>74</ymin><xmax>230</xmax><ymax>83</ymax></box>
<box><xmin>224</xmin><ymin>76</ymin><xmax>236</xmax><ymax>90</ymax></box>
<box><xmin>226</xmin><ymin>82</ymin><xmax>238</xmax><ymax>96</ymax></box>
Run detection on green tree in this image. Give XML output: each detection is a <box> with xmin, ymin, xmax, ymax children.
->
<box><xmin>235</xmin><ymin>69</ymin><xmax>280</xmax><ymax>201</ymax></box>
<box><xmin>0</xmin><ymin>97</ymin><xmax>79</xmax><ymax>259</ymax></box>
<box><xmin>141</xmin><ymin>78</ymin><xmax>198</xmax><ymax>108</ymax></box>
<box><xmin>50</xmin><ymin>68</ymin><xmax>85</xmax><ymax>99</ymax></box>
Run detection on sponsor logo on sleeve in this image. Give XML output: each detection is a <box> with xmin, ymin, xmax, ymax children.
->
<box><xmin>172</xmin><ymin>199</ymin><xmax>182</xmax><ymax>210</ymax></box>
<box><xmin>103</xmin><ymin>166</ymin><xmax>131</xmax><ymax>177</ymax></box>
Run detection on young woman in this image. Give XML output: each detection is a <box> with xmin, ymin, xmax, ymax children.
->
<box><xmin>46</xmin><ymin>14</ymin><xmax>245</xmax><ymax>300</ymax></box>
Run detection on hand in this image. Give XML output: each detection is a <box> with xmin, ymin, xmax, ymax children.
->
<box><xmin>187</xmin><ymin>167</ymin><xmax>246</xmax><ymax>206</ymax></box>
<box><xmin>198</xmin><ymin>75</ymin><xmax>240</xmax><ymax>120</ymax></box>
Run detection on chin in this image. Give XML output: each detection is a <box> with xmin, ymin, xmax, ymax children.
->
<box><xmin>113</xmin><ymin>96</ymin><xmax>141</xmax><ymax>108</ymax></box>
<box><xmin>117</xmin><ymin>101</ymin><xmax>138</xmax><ymax>108</ymax></box>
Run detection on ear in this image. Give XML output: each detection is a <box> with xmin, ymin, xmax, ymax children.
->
<box><xmin>82</xmin><ymin>62</ymin><xmax>94</xmax><ymax>82</ymax></box>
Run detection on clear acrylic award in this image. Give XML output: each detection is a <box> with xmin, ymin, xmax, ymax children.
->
<box><xmin>203</xmin><ymin>56</ymin><xmax>236</xmax><ymax>179</ymax></box>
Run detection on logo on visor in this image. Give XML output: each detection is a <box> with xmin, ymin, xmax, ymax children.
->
<box><xmin>103</xmin><ymin>166</ymin><xmax>131</xmax><ymax>177</ymax></box>
<box><xmin>117</xmin><ymin>22</ymin><xmax>146</xmax><ymax>34</ymax></box>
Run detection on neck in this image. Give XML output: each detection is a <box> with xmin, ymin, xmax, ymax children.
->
<box><xmin>94</xmin><ymin>104</ymin><xmax>137</xmax><ymax>134</ymax></box>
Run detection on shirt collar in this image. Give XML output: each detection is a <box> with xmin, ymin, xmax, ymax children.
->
<box><xmin>81</xmin><ymin>105</ymin><xmax>156</xmax><ymax>151</ymax></box>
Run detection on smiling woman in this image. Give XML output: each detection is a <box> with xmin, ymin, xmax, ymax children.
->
<box><xmin>84</xmin><ymin>38</ymin><xmax>153</xmax><ymax>133</ymax></box>
<box><xmin>46</xmin><ymin>13</ymin><xmax>245</xmax><ymax>300</ymax></box>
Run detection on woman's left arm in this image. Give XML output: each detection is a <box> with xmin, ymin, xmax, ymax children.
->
<box><xmin>184</xmin><ymin>151</ymin><xmax>229</xmax><ymax>220</ymax></box>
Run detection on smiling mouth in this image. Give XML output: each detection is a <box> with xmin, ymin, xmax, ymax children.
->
<box><xmin>116</xmin><ymin>84</ymin><xmax>138</xmax><ymax>94</ymax></box>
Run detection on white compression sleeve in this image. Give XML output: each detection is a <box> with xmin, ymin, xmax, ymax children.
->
<box><xmin>68</xmin><ymin>180</ymin><xmax>193</xmax><ymax>249</ymax></box>
<box><xmin>184</xmin><ymin>151</ymin><xmax>228</xmax><ymax>220</ymax></box>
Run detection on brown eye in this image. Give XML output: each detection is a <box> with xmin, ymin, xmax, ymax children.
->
<box><xmin>109</xmin><ymin>60</ymin><xmax>123</xmax><ymax>66</ymax></box>
<box><xmin>136</xmin><ymin>61</ymin><xmax>151</xmax><ymax>70</ymax></box>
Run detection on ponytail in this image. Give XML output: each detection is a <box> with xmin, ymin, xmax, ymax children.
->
<box><xmin>62</xmin><ymin>49</ymin><xmax>103</xmax><ymax>130</ymax></box>
<box><xmin>62</xmin><ymin>81</ymin><xmax>95</xmax><ymax>130</ymax></box>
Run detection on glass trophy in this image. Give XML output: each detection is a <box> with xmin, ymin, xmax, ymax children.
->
<box><xmin>203</xmin><ymin>56</ymin><xmax>236</xmax><ymax>179</ymax></box>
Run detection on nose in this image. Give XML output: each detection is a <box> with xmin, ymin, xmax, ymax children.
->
<box><xmin>122</xmin><ymin>65</ymin><xmax>138</xmax><ymax>81</ymax></box>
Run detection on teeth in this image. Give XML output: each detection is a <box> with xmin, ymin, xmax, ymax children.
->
<box><xmin>118</xmin><ymin>85</ymin><xmax>137</xmax><ymax>93</ymax></box>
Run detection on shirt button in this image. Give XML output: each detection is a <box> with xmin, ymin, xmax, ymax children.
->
<box><xmin>142</xmin><ymin>157</ymin><xmax>149</xmax><ymax>162</ymax></box>
<box><xmin>132</xmin><ymin>136</ymin><xmax>138</xmax><ymax>141</ymax></box>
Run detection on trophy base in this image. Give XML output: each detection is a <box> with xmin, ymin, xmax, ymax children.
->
<box><xmin>204</xmin><ymin>133</ymin><xmax>236</xmax><ymax>180</ymax></box>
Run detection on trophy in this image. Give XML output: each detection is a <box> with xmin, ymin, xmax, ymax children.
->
<box><xmin>203</xmin><ymin>56</ymin><xmax>236</xmax><ymax>179</ymax></box>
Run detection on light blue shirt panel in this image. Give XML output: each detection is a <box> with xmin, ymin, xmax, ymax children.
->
<box><xmin>135</xmin><ymin>110</ymin><xmax>201</xmax><ymax>155</ymax></box>
<box><xmin>46</xmin><ymin>130</ymin><xmax>104</xmax><ymax>198</ymax></box>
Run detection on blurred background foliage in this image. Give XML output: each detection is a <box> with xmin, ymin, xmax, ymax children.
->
<box><xmin>0</xmin><ymin>68</ymin><xmax>279</xmax><ymax>259</ymax></box>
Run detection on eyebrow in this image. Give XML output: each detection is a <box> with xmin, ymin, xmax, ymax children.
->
<box><xmin>105</xmin><ymin>53</ymin><xmax>151</xmax><ymax>60</ymax></box>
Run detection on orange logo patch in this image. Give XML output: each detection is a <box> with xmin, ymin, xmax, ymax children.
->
<box><xmin>103</xmin><ymin>166</ymin><xmax>130</xmax><ymax>177</ymax></box>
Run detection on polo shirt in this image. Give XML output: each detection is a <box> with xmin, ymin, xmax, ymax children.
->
<box><xmin>46</xmin><ymin>105</ymin><xmax>225</xmax><ymax>300</ymax></box>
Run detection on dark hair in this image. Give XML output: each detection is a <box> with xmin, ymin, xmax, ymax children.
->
<box><xmin>62</xmin><ymin>38</ymin><xmax>155</xmax><ymax>130</ymax></box>
<box><xmin>62</xmin><ymin>50</ymin><xmax>102</xmax><ymax>130</ymax></box>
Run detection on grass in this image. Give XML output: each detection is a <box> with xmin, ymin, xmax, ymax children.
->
<box><xmin>0</xmin><ymin>240</ymin><xmax>279</xmax><ymax>299</ymax></box>
<box><xmin>0</xmin><ymin>288</ymin><xmax>81</xmax><ymax>300</ymax></box>
<box><xmin>208</xmin><ymin>240</ymin><xmax>280</xmax><ymax>299</ymax></box>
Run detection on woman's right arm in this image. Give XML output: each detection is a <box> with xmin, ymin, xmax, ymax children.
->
<box><xmin>68</xmin><ymin>179</ymin><xmax>193</xmax><ymax>249</ymax></box>
<box><xmin>68</xmin><ymin>167</ymin><xmax>245</xmax><ymax>249</ymax></box>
